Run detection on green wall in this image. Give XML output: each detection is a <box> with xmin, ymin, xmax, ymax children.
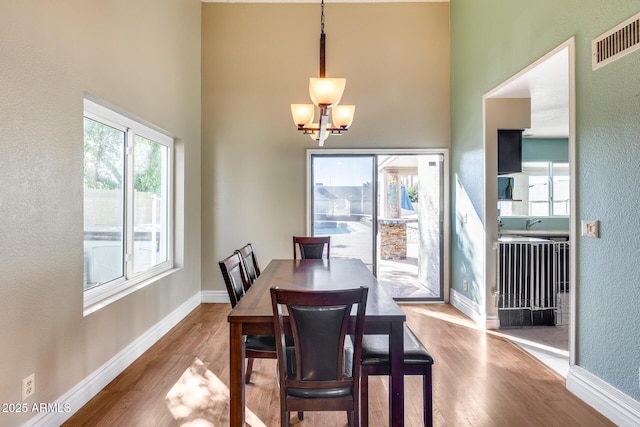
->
<box><xmin>451</xmin><ymin>0</ymin><xmax>640</xmax><ymax>401</ymax></box>
<box><xmin>523</xmin><ymin>138</ymin><xmax>568</xmax><ymax>162</ymax></box>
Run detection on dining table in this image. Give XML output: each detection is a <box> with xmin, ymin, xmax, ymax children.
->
<box><xmin>227</xmin><ymin>258</ymin><xmax>407</xmax><ymax>426</ymax></box>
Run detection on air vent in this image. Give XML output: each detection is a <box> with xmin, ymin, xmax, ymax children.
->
<box><xmin>592</xmin><ymin>12</ymin><xmax>640</xmax><ymax>70</ymax></box>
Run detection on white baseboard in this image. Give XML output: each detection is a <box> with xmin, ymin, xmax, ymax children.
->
<box><xmin>24</xmin><ymin>293</ymin><xmax>201</xmax><ymax>427</ymax></box>
<box><xmin>567</xmin><ymin>365</ymin><xmax>640</xmax><ymax>427</ymax></box>
<box><xmin>450</xmin><ymin>288</ymin><xmax>483</xmax><ymax>325</ymax></box>
<box><xmin>201</xmin><ymin>290</ymin><xmax>230</xmax><ymax>304</ymax></box>
<box><xmin>449</xmin><ymin>288</ymin><xmax>500</xmax><ymax>329</ymax></box>
<box><xmin>485</xmin><ymin>312</ymin><xmax>500</xmax><ymax>330</ymax></box>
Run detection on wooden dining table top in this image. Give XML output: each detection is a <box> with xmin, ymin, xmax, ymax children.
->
<box><xmin>227</xmin><ymin>258</ymin><xmax>406</xmax><ymax>330</ymax></box>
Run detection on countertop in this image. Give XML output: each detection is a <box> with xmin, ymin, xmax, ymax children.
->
<box><xmin>498</xmin><ymin>229</ymin><xmax>569</xmax><ymax>237</ymax></box>
<box><xmin>498</xmin><ymin>235</ymin><xmax>552</xmax><ymax>242</ymax></box>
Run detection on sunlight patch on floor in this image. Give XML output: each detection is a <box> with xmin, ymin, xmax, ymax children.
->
<box><xmin>405</xmin><ymin>304</ymin><xmax>569</xmax><ymax>378</ymax></box>
<box><xmin>405</xmin><ymin>305</ymin><xmax>483</xmax><ymax>330</ymax></box>
<box><xmin>166</xmin><ymin>357</ymin><xmax>266</xmax><ymax>427</ymax></box>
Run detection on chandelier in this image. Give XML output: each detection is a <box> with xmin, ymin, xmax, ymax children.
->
<box><xmin>291</xmin><ymin>0</ymin><xmax>355</xmax><ymax>147</ymax></box>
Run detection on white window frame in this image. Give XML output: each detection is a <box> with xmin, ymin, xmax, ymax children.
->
<box><xmin>523</xmin><ymin>161</ymin><xmax>570</xmax><ymax>217</ymax></box>
<box><xmin>83</xmin><ymin>98</ymin><xmax>175</xmax><ymax>315</ymax></box>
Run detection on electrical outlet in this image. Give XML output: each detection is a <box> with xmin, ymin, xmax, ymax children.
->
<box><xmin>463</xmin><ymin>280</ymin><xmax>469</xmax><ymax>292</ymax></box>
<box><xmin>22</xmin><ymin>373</ymin><xmax>35</xmax><ymax>401</ymax></box>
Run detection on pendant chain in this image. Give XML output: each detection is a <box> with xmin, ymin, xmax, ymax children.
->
<box><xmin>320</xmin><ymin>0</ymin><xmax>325</xmax><ymax>35</ymax></box>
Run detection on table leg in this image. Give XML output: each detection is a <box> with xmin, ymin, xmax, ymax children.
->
<box><xmin>229</xmin><ymin>322</ymin><xmax>245</xmax><ymax>427</ymax></box>
<box><xmin>389</xmin><ymin>320</ymin><xmax>404</xmax><ymax>426</ymax></box>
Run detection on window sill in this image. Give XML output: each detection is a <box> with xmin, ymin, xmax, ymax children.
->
<box><xmin>83</xmin><ymin>267</ymin><xmax>182</xmax><ymax>317</ymax></box>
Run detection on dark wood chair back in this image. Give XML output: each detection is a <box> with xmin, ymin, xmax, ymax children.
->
<box><xmin>270</xmin><ymin>286</ymin><xmax>368</xmax><ymax>426</ymax></box>
<box><xmin>220</xmin><ymin>251</ymin><xmax>278</xmax><ymax>384</ymax></box>
<box><xmin>236</xmin><ymin>243</ymin><xmax>261</xmax><ymax>287</ymax></box>
<box><xmin>292</xmin><ymin>236</ymin><xmax>331</xmax><ymax>259</ymax></box>
<box><xmin>219</xmin><ymin>252</ymin><xmax>249</xmax><ymax>308</ymax></box>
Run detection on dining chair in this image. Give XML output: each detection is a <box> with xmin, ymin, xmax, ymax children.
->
<box><xmin>360</xmin><ymin>323</ymin><xmax>435</xmax><ymax>427</ymax></box>
<box><xmin>292</xmin><ymin>236</ymin><xmax>331</xmax><ymax>259</ymax></box>
<box><xmin>270</xmin><ymin>286</ymin><xmax>368</xmax><ymax>427</ymax></box>
<box><xmin>219</xmin><ymin>252</ymin><xmax>277</xmax><ymax>384</ymax></box>
<box><xmin>236</xmin><ymin>243</ymin><xmax>261</xmax><ymax>289</ymax></box>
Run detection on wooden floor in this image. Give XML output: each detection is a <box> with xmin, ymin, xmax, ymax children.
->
<box><xmin>63</xmin><ymin>303</ymin><xmax>614</xmax><ymax>426</ymax></box>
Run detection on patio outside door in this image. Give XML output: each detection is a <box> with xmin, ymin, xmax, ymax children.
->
<box><xmin>309</xmin><ymin>152</ymin><xmax>444</xmax><ymax>301</ymax></box>
<box><xmin>310</xmin><ymin>155</ymin><xmax>376</xmax><ymax>269</ymax></box>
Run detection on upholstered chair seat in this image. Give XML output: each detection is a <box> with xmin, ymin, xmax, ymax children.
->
<box><xmin>360</xmin><ymin>323</ymin><xmax>434</xmax><ymax>426</ymax></box>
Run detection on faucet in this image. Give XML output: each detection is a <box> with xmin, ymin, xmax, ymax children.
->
<box><xmin>525</xmin><ymin>218</ymin><xmax>542</xmax><ymax>230</ymax></box>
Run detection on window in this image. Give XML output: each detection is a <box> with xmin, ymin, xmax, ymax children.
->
<box><xmin>550</xmin><ymin>162</ymin><xmax>570</xmax><ymax>215</ymax></box>
<box><xmin>83</xmin><ymin>98</ymin><xmax>173</xmax><ymax>312</ymax></box>
<box><xmin>498</xmin><ymin>161</ymin><xmax>569</xmax><ymax>216</ymax></box>
<box><xmin>525</xmin><ymin>162</ymin><xmax>570</xmax><ymax>216</ymax></box>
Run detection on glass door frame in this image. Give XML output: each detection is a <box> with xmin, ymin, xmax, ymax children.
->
<box><xmin>306</xmin><ymin>148</ymin><xmax>451</xmax><ymax>302</ymax></box>
<box><xmin>309</xmin><ymin>153</ymin><xmax>378</xmax><ymax>271</ymax></box>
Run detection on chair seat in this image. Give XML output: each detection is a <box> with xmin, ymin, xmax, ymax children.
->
<box><xmin>360</xmin><ymin>324</ymin><xmax>435</xmax><ymax>426</ymax></box>
<box><xmin>361</xmin><ymin>324</ymin><xmax>434</xmax><ymax>366</ymax></box>
<box><xmin>287</xmin><ymin>386</ymin><xmax>353</xmax><ymax>399</ymax></box>
<box><xmin>245</xmin><ymin>335</ymin><xmax>277</xmax><ymax>352</ymax></box>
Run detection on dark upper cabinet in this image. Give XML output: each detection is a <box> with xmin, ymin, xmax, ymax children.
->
<box><xmin>497</xmin><ymin>129</ymin><xmax>523</xmax><ymax>175</ymax></box>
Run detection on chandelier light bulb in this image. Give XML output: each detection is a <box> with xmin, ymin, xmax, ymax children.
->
<box><xmin>291</xmin><ymin>104</ymin><xmax>315</xmax><ymax>127</ymax></box>
<box><xmin>309</xmin><ymin>78</ymin><xmax>346</xmax><ymax>107</ymax></box>
<box><xmin>332</xmin><ymin>105</ymin><xmax>355</xmax><ymax>128</ymax></box>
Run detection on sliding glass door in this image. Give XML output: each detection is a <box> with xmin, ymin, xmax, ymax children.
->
<box><xmin>310</xmin><ymin>155</ymin><xmax>376</xmax><ymax>269</ymax></box>
<box><xmin>309</xmin><ymin>151</ymin><xmax>446</xmax><ymax>301</ymax></box>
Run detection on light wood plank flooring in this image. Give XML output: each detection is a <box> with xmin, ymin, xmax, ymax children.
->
<box><xmin>63</xmin><ymin>303</ymin><xmax>613</xmax><ymax>426</ymax></box>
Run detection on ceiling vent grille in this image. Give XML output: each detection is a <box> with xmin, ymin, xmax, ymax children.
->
<box><xmin>592</xmin><ymin>12</ymin><xmax>640</xmax><ymax>70</ymax></box>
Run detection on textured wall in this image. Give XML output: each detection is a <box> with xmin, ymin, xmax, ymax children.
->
<box><xmin>201</xmin><ymin>3</ymin><xmax>450</xmax><ymax>292</ymax></box>
<box><xmin>0</xmin><ymin>1</ymin><xmax>202</xmax><ymax>424</ymax></box>
<box><xmin>451</xmin><ymin>0</ymin><xmax>640</xmax><ymax>401</ymax></box>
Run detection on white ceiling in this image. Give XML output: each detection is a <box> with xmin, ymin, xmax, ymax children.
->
<box><xmin>488</xmin><ymin>47</ymin><xmax>569</xmax><ymax>139</ymax></box>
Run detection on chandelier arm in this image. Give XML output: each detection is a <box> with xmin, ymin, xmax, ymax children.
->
<box><xmin>297</xmin><ymin>126</ymin><xmax>349</xmax><ymax>132</ymax></box>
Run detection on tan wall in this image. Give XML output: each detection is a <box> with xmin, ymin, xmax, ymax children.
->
<box><xmin>202</xmin><ymin>3</ymin><xmax>450</xmax><ymax>291</ymax></box>
<box><xmin>0</xmin><ymin>1</ymin><xmax>201</xmax><ymax>424</ymax></box>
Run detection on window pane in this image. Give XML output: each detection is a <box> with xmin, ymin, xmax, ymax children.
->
<box><xmin>83</xmin><ymin>117</ymin><xmax>125</xmax><ymax>290</ymax></box>
<box><xmin>552</xmin><ymin>163</ymin><xmax>570</xmax><ymax>215</ymax></box>
<box><xmin>132</xmin><ymin>135</ymin><xmax>169</xmax><ymax>274</ymax></box>
<box><xmin>311</xmin><ymin>156</ymin><xmax>374</xmax><ymax>267</ymax></box>
<box><xmin>528</xmin><ymin>175</ymin><xmax>549</xmax><ymax>216</ymax></box>
<box><xmin>522</xmin><ymin>159</ymin><xmax>548</xmax><ymax>217</ymax></box>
